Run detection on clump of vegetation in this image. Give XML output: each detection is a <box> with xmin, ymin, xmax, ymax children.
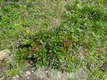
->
<box><xmin>16</xmin><ymin>28</ymin><xmax>73</xmax><ymax>70</ymax></box>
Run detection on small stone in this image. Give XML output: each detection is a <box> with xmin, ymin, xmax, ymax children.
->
<box><xmin>32</xmin><ymin>70</ymin><xmax>34</xmax><ymax>72</ymax></box>
<box><xmin>12</xmin><ymin>77</ymin><xmax>16</xmax><ymax>79</ymax></box>
<box><xmin>0</xmin><ymin>49</ymin><xmax>11</xmax><ymax>61</ymax></box>
<box><xmin>27</xmin><ymin>76</ymin><xmax>30</xmax><ymax>80</ymax></box>
<box><xmin>16</xmin><ymin>75</ymin><xmax>19</xmax><ymax>78</ymax></box>
<box><xmin>26</xmin><ymin>71</ymin><xmax>31</xmax><ymax>76</ymax></box>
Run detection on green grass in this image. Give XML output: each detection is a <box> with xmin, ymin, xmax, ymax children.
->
<box><xmin>0</xmin><ymin>0</ymin><xmax>107</xmax><ymax>80</ymax></box>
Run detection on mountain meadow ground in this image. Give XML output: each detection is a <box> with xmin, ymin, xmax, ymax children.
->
<box><xmin>0</xmin><ymin>0</ymin><xmax>107</xmax><ymax>80</ymax></box>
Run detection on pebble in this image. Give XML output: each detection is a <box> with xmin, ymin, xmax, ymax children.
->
<box><xmin>26</xmin><ymin>71</ymin><xmax>31</xmax><ymax>76</ymax></box>
<box><xmin>16</xmin><ymin>75</ymin><xmax>19</xmax><ymax>78</ymax></box>
<box><xmin>32</xmin><ymin>70</ymin><xmax>34</xmax><ymax>72</ymax></box>
<box><xmin>12</xmin><ymin>77</ymin><xmax>16</xmax><ymax>79</ymax></box>
<box><xmin>0</xmin><ymin>49</ymin><xmax>11</xmax><ymax>61</ymax></box>
<box><xmin>27</xmin><ymin>76</ymin><xmax>30</xmax><ymax>80</ymax></box>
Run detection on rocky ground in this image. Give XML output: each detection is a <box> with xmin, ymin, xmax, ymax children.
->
<box><xmin>0</xmin><ymin>49</ymin><xmax>88</xmax><ymax>80</ymax></box>
<box><xmin>0</xmin><ymin>64</ymin><xmax>88</xmax><ymax>80</ymax></box>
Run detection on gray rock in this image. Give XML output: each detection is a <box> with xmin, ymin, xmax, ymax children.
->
<box><xmin>26</xmin><ymin>71</ymin><xmax>31</xmax><ymax>76</ymax></box>
<box><xmin>0</xmin><ymin>49</ymin><xmax>11</xmax><ymax>61</ymax></box>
